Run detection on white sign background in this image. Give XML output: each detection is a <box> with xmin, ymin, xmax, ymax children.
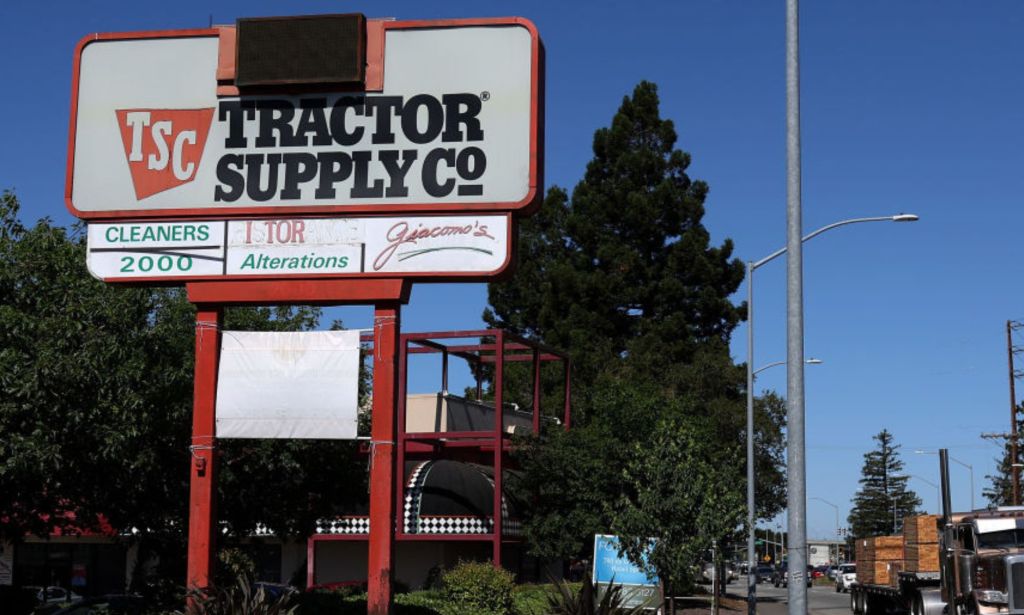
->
<box><xmin>215</xmin><ymin>330</ymin><xmax>361</xmax><ymax>439</ymax></box>
<box><xmin>70</xmin><ymin>24</ymin><xmax>535</xmax><ymax>216</ymax></box>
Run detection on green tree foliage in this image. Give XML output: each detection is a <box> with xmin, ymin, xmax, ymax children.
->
<box><xmin>486</xmin><ymin>81</ymin><xmax>745</xmax><ymax>401</ymax></box>
<box><xmin>0</xmin><ymin>190</ymin><xmax>364</xmax><ymax>554</ymax></box>
<box><xmin>513</xmin><ymin>380</ymin><xmax>662</xmax><ymax>560</ymax></box>
<box><xmin>848</xmin><ymin>429</ymin><xmax>921</xmax><ymax>537</ymax></box>
<box><xmin>490</xmin><ymin>82</ymin><xmax>786</xmax><ymax>579</ymax></box>
<box><xmin>613</xmin><ymin>412</ymin><xmax>745</xmax><ymax>595</ymax></box>
<box><xmin>983</xmin><ymin>410</ymin><xmax>1023</xmax><ymax>507</ymax></box>
<box><xmin>0</xmin><ymin>190</ymin><xmax>183</xmax><ymax>540</ymax></box>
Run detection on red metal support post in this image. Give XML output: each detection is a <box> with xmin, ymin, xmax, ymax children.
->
<box><xmin>532</xmin><ymin>348</ymin><xmax>541</xmax><ymax>434</ymax></box>
<box><xmin>368</xmin><ymin>303</ymin><xmax>401</xmax><ymax>615</ymax></box>
<box><xmin>187</xmin><ymin>306</ymin><xmax>222</xmax><ymax>591</ymax></box>
<box><xmin>493</xmin><ymin>331</ymin><xmax>505</xmax><ymax>567</ymax></box>
<box><xmin>306</xmin><ymin>537</ymin><xmax>316</xmax><ymax>589</ymax></box>
<box><xmin>395</xmin><ymin>336</ymin><xmax>409</xmax><ymax>538</ymax></box>
<box><xmin>563</xmin><ymin>358</ymin><xmax>572</xmax><ymax>431</ymax></box>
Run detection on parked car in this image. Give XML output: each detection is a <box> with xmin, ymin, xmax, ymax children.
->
<box><xmin>756</xmin><ymin>564</ymin><xmax>774</xmax><ymax>583</ymax></box>
<box><xmin>52</xmin><ymin>594</ymin><xmax>145</xmax><ymax>615</ymax></box>
<box><xmin>826</xmin><ymin>565</ymin><xmax>839</xmax><ymax>580</ymax></box>
<box><xmin>699</xmin><ymin>562</ymin><xmax>734</xmax><ymax>584</ymax></box>
<box><xmin>28</xmin><ymin>586</ymin><xmax>82</xmax><ymax>605</ymax></box>
<box><xmin>835</xmin><ymin>563</ymin><xmax>856</xmax><ymax>593</ymax></box>
<box><xmin>772</xmin><ymin>563</ymin><xmax>813</xmax><ymax>588</ymax></box>
<box><xmin>812</xmin><ymin>565</ymin><xmax>829</xmax><ymax>579</ymax></box>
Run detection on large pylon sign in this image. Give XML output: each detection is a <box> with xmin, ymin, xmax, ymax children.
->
<box><xmin>64</xmin><ymin>14</ymin><xmax>544</xmax><ymax>615</ymax></box>
<box><xmin>66</xmin><ymin>16</ymin><xmax>542</xmax><ymax>220</ymax></box>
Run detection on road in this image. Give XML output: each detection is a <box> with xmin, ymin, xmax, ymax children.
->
<box><xmin>730</xmin><ymin>581</ymin><xmax>852</xmax><ymax>615</ymax></box>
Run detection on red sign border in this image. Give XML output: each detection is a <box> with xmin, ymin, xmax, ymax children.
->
<box><xmin>65</xmin><ymin>17</ymin><xmax>544</xmax><ymax>221</ymax></box>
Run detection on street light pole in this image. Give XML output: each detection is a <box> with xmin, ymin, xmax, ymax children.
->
<box><xmin>810</xmin><ymin>497</ymin><xmax>840</xmax><ymax>566</ymax></box>
<box><xmin>745</xmin><ymin>215</ymin><xmax>917</xmax><ymax>615</ymax></box>
<box><xmin>899</xmin><ymin>474</ymin><xmax>941</xmax><ymax>513</ymax></box>
<box><xmin>747</xmin><ymin>357</ymin><xmax>819</xmax><ymax>614</ymax></box>
<box><xmin>913</xmin><ymin>451</ymin><xmax>974</xmax><ymax>511</ymax></box>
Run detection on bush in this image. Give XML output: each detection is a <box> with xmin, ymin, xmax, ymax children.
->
<box><xmin>441</xmin><ymin>560</ymin><xmax>515</xmax><ymax>615</ymax></box>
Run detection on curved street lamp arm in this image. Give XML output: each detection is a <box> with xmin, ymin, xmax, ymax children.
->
<box><xmin>753</xmin><ymin>360</ymin><xmax>787</xmax><ymax>376</ymax></box>
<box><xmin>751</xmin><ymin>215</ymin><xmax>914</xmax><ymax>270</ymax></box>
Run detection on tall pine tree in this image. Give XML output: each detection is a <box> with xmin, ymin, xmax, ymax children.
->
<box><xmin>485</xmin><ymin>80</ymin><xmax>746</xmax><ymax>402</ymax></box>
<box><xmin>848</xmin><ymin>429</ymin><xmax>921</xmax><ymax>537</ymax></box>
<box><xmin>489</xmin><ymin>82</ymin><xmax>787</xmax><ymax>564</ymax></box>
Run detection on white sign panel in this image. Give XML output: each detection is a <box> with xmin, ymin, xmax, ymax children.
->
<box><xmin>215</xmin><ymin>330</ymin><xmax>361</xmax><ymax>439</ymax></box>
<box><xmin>87</xmin><ymin>214</ymin><xmax>509</xmax><ymax>281</ymax></box>
<box><xmin>68</xmin><ymin>21</ymin><xmax>539</xmax><ymax>219</ymax></box>
<box><xmin>87</xmin><ymin>220</ymin><xmax>226</xmax><ymax>279</ymax></box>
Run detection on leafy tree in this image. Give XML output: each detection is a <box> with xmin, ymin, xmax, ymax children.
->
<box><xmin>491</xmin><ymin>82</ymin><xmax>786</xmax><ymax>569</ymax></box>
<box><xmin>513</xmin><ymin>379</ymin><xmax>663</xmax><ymax>560</ymax></box>
<box><xmin>848</xmin><ymin>429</ymin><xmax>921</xmax><ymax>537</ymax></box>
<box><xmin>0</xmin><ymin>191</ymin><xmax>366</xmax><ymax>575</ymax></box>
<box><xmin>613</xmin><ymin>412</ymin><xmax>745</xmax><ymax>599</ymax></box>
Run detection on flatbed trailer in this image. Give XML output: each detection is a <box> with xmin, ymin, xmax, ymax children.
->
<box><xmin>850</xmin><ymin>572</ymin><xmax>942</xmax><ymax>615</ymax></box>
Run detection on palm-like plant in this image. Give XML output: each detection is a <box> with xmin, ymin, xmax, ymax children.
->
<box><xmin>182</xmin><ymin>572</ymin><xmax>297</xmax><ymax>615</ymax></box>
<box><xmin>544</xmin><ymin>575</ymin><xmax>653</xmax><ymax>615</ymax></box>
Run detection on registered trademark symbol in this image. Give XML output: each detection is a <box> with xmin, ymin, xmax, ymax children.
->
<box><xmin>480</xmin><ymin>91</ymin><xmax>490</xmax><ymax>101</ymax></box>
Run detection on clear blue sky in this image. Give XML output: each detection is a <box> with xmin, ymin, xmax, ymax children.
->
<box><xmin>3</xmin><ymin>0</ymin><xmax>1023</xmax><ymax>542</ymax></box>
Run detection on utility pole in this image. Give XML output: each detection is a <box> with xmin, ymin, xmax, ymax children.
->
<box><xmin>1008</xmin><ymin>321</ymin><xmax>1023</xmax><ymax>506</ymax></box>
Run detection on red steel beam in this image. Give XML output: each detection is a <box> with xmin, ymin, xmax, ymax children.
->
<box><xmin>186</xmin><ymin>279</ymin><xmax>410</xmax><ymax>306</ymax></box>
<box><xmin>368</xmin><ymin>303</ymin><xmax>400</xmax><ymax>615</ymax></box>
<box><xmin>394</xmin><ymin>337</ymin><xmax>409</xmax><ymax>546</ymax></box>
<box><xmin>186</xmin><ymin>306</ymin><xmax>222</xmax><ymax>592</ymax></box>
<box><xmin>493</xmin><ymin>330</ymin><xmax>504</xmax><ymax>567</ymax></box>
<box><xmin>532</xmin><ymin>348</ymin><xmax>541</xmax><ymax>434</ymax></box>
<box><xmin>306</xmin><ymin>537</ymin><xmax>315</xmax><ymax>588</ymax></box>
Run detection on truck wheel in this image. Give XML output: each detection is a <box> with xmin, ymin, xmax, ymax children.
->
<box><xmin>912</xmin><ymin>595</ymin><xmax>924</xmax><ymax>615</ymax></box>
<box><xmin>863</xmin><ymin>592</ymin><xmax>876</xmax><ymax>615</ymax></box>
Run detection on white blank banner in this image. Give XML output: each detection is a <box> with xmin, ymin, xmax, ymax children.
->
<box><xmin>216</xmin><ymin>330</ymin><xmax>360</xmax><ymax>439</ymax></box>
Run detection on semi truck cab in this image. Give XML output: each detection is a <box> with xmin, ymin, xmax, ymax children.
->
<box><xmin>945</xmin><ymin>510</ymin><xmax>1024</xmax><ymax>614</ymax></box>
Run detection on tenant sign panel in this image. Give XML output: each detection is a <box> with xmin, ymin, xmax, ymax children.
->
<box><xmin>85</xmin><ymin>214</ymin><xmax>511</xmax><ymax>282</ymax></box>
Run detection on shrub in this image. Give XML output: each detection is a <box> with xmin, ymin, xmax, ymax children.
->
<box><xmin>441</xmin><ymin>560</ymin><xmax>515</xmax><ymax>615</ymax></box>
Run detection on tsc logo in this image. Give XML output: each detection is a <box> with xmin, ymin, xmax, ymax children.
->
<box><xmin>116</xmin><ymin>108</ymin><xmax>214</xmax><ymax>200</ymax></box>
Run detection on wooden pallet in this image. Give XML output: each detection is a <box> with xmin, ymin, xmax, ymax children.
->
<box><xmin>904</xmin><ymin>515</ymin><xmax>940</xmax><ymax>573</ymax></box>
<box><xmin>857</xmin><ymin>536</ymin><xmax>904</xmax><ymax>585</ymax></box>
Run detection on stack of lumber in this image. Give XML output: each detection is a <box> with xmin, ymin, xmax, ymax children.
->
<box><xmin>857</xmin><ymin>536</ymin><xmax>904</xmax><ymax>586</ymax></box>
<box><xmin>904</xmin><ymin>514</ymin><xmax>941</xmax><ymax>573</ymax></box>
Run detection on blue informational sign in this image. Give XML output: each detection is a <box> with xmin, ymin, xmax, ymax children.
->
<box><xmin>592</xmin><ymin>534</ymin><xmax>659</xmax><ymax>587</ymax></box>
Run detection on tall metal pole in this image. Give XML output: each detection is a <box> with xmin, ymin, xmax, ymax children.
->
<box><xmin>1009</xmin><ymin>321</ymin><xmax>1019</xmax><ymax>506</ymax></box>
<box><xmin>785</xmin><ymin>0</ymin><xmax>808</xmax><ymax>613</ymax></box>
<box><xmin>746</xmin><ymin>262</ymin><xmax>757</xmax><ymax>615</ymax></box>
